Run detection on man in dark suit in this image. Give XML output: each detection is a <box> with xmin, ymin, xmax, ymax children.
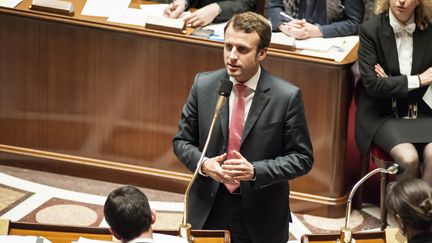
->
<box><xmin>266</xmin><ymin>0</ymin><xmax>364</xmax><ymax>39</ymax></box>
<box><xmin>173</xmin><ymin>12</ymin><xmax>314</xmax><ymax>243</ymax></box>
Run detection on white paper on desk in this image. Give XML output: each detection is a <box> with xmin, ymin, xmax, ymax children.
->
<box><xmin>0</xmin><ymin>235</ymin><xmax>51</xmax><ymax>243</ymax></box>
<box><xmin>295</xmin><ymin>37</ymin><xmax>332</xmax><ymax>51</ymax></box>
<box><xmin>300</xmin><ymin>35</ymin><xmax>359</xmax><ymax>62</ymax></box>
<box><xmin>0</xmin><ymin>0</ymin><xmax>22</xmax><ymax>8</ymax></box>
<box><xmin>423</xmin><ymin>85</ymin><xmax>432</xmax><ymax>109</ymax></box>
<box><xmin>107</xmin><ymin>8</ymin><xmax>147</xmax><ymax>26</ymax></box>
<box><xmin>140</xmin><ymin>4</ymin><xmax>190</xmax><ymax>18</ymax></box>
<box><xmin>76</xmin><ymin>234</ymin><xmax>187</xmax><ymax>243</ymax></box>
<box><xmin>81</xmin><ymin>0</ymin><xmax>131</xmax><ymax>17</ymax></box>
<box><xmin>76</xmin><ymin>237</ymin><xmax>112</xmax><ymax>243</ymax></box>
<box><xmin>270</xmin><ymin>32</ymin><xmax>295</xmax><ymax>47</ymax></box>
<box><xmin>140</xmin><ymin>3</ymin><xmax>167</xmax><ymax>16</ymax></box>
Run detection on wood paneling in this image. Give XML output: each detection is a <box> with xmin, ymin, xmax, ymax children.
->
<box><xmin>0</xmin><ymin>0</ymin><xmax>355</xmax><ymax>217</ymax></box>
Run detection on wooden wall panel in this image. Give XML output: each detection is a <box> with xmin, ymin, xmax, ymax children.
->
<box><xmin>0</xmin><ymin>2</ymin><xmax>355</xmax><ymax>216</ymax></box>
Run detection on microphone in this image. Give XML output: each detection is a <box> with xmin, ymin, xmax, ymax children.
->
<box><xmin>214</xmin><ymin>79</ymin><xmax>234</xmax><ymax>115</ymax></box>
<box><xmin>340</xmin><ymin>163</ymin><xmax>404</xmax><ymax>243</ymax></box>
<box><xmin>179</xmin><ymin>80</ymin><xmax>233</xmax><ymax>242</ymax></box>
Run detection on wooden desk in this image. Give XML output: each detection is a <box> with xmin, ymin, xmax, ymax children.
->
<box><xmin>301</xmin><ymin>231</ymin><xmax>386</xmax><ymax>243</ymax></box>
<box><xmin>0</xmin><ymin>0</ymin><xmax>356</xmax><ymax>216</ymax></box>
<box><xmin>6</xmin><ymin>221</ymin><xmax>229</xmax><ymax>243</ymax></box>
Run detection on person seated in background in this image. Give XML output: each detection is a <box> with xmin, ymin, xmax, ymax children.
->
<box><xmin>266</xmin><ymin>0</ymin><xmax>364</xmax><ymax>39</ymax></box>
<box><xmin>104</xmin><ymin>185</ymin><xmax>163</xmax><ymax>243</ymax></box>
<box><xmin>386</xmin><ymin>178</ymin><xmax>432</xmax><ymax>243</ymax></box>
<box><xmin>355</xmin><ymin>0</ymin><xmax>432</xmax><ymax>184</ymax></box>
<box><xmin>164</xmin><ymin>0</ymin><xmax>256</xmax><ymax>27</ymax></box>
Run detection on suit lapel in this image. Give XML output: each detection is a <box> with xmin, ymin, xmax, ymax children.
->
<box><xmin>381</xmin><ymin>13</ymin><xmax>400</xmax><ymax>75</ymax></box>
<box><xmin>241</xmin><ymin>70</ymin><xmax>270</xmax><ymax>145</ymax></box>
<box><xmin>411</xmin><ymin>29</ymin><xmax>427</xmax><ymax>74</ymax></box>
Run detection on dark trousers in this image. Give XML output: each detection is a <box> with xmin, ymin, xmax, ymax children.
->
<box><xmin>203</xmin><ymin>185</ymin><xmax>253</xmax><ymax>243</ymax></box>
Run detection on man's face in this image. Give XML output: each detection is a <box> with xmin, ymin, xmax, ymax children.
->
<box><xmin>390</xmin><ymin>0</ymin><xmax>417</xmax><ymax>23</ymax></box>
<box><xmin>223</xmin><ymin>24</ymin><xmax>267</xmax><ymax>83</ymax></box>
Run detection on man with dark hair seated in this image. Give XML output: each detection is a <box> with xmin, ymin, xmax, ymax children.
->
<box><xmin>104</xmin><ymin>185</ymin><xmax>155</xmax><ymax>243</ymax></box>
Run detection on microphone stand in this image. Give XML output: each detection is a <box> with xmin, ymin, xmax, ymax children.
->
<box><xmin>340</xmin><ymin>164</ymin><xmax>400</xmax><ymax>243</ymax></box>
<box><xmin>179</xmin><ymin>83</ymin><xmax>232</xmax><ymax>242</ymax></box>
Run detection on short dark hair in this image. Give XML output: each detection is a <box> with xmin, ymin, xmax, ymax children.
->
<box><xmin>104</xmin><ymin>186</ymin><xmax>152</xmax><ymax>242</ymax></box>
<box><xmin>224</xmin><ymin>12</ymin><xmax>272</xmax><ymax>51</ymax></box>
<box><xmin>386</xmin><ymin>178</ymin><xmax>432</xmax><ymax>231</ymax></box>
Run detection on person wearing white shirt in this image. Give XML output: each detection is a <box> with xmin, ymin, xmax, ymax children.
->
<box><xmin>355</xmin><ymin>0</ymin><xmax>432</xmax><ymax>184</ymax></box>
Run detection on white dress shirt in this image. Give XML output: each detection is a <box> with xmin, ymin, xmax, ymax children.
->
<box><xmin>228</xmin><ymin>66</ymin><xmax>260</xmax><ymax>124</ymax></box>
<box><xmin>389</xmin><ymin>10</ymin><xmax>419</xmax><ymax>90</ymax></box>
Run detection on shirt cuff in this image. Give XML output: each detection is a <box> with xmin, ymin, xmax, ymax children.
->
<box><xmin>408</xmin><ymin>75</ymin><xmax>420</xmax><ymax>90</ymax></box>
<box><xmin>198</xmin><ymin>157</ymin><xmax>209</xmax><ymax>177</ymax></box>
<box><xmin>250</xmin><ymin>163</ymin><xmax>256</xmax><ymax>181</ymax></box>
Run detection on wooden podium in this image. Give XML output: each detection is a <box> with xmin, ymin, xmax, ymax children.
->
<box><xmin>301</xmin><ymin>231</ymin><xmax>386</xmax><ymax>243</ymax></box>
<box><xmin>4</xmin><ymin>221</ymin><xmax>230</xmax><ymax>243</ymax></box>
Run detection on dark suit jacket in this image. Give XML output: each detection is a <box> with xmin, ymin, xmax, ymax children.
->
<box><xmin>173</xmin><ymin>68</ymin><xmax>313</xmax><ymax>243</ymax></box>
<box><xmin>266</xmin><ymin>0</ymin><xmax>364</xmax><ymax>37</ymax></box>
<box><xmin>187</xmin><ymin>0</ymin><xmax>256</xmax><ymax>22</ymax></box>
<box><xmin>410</xmin><ymin>232</ymin><xmax>432</xmax><ymax>243</ymax></box>
<box><xmin>355</xmin><ymin>12</ymin><xmax>432</xmax><ymax>154</ymax></box>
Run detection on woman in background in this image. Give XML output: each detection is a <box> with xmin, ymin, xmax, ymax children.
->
<box><xmin>355</xmin><ymin>0</ymin><xmax>432</xmax><ymax>184</ymax></box>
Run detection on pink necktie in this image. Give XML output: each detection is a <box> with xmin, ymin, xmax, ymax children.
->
<box><xmin>224</xmin><ymin>84</ymin><xmax>247</xmax><ymax>193</ymax></box>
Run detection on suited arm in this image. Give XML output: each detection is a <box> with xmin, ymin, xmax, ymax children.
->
<box><xmin>215</xmin><ymin>0</ymin><xmax>256</xmax><ymax>22</ymax></box>
<box><xmin>319</xmin><ymin>0</ymin><xmax>364</xmax><ymax>37</ymax></box>
<box><xmin>266</xmin><ymin>0</ymin><xmax>285</xmax><ymax>31</ymax></box>
<box><xmin>358</xmin><ymin>24</ymin><xmax>409</xmax><ymax>98</ymax></box>
<box><xmin>251</xmin><ymin>90</ymin><xmax>314</xmax><ymax>189</ymax></box>
<box><xmin>173</xmin><ymin>76</ymin><xmax>203</xmax><ymax>173</ymax></box>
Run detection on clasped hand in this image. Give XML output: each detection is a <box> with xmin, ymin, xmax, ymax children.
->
<box><xmin>279</xmin><ymin>19</ymin><xmax>322</xmax><ymax>39</ymax></box>
<box><xmin>201</xmin><ymin>150</ymin><xmax>255</xmax><ymax>184</ymax></box>
<box><xmin>164</xmin><ymin>1</ymin><xmax>220</xmax><ymax>27</ymax></box>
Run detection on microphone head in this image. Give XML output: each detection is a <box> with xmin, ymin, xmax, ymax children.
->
<box><xmin>395</xmin><ymin>164</ymin><xmax>404</xmax><ymax>175</ymax></box>
<box><xmin>219</xmin><ymin>79</ymin><xmax>233</xmax><ymax>97</ymax></box>
<box><xmin>387</xmin><ymin>164</ymin><xmax>404</xmax><ymax>175</ymax></box>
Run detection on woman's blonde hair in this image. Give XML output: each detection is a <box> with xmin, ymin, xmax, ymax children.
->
<box><xmin>374</xmin><ymin>0</ymin><xmax>432</xmax><ymax>29</ymax></box>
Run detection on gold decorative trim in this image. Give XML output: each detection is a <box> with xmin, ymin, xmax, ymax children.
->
<box><xmin>0</xmin><ymin>144</ymin><xmax>190</xmax><ymax>181</ymax></box>
<box><xmin>0</xmin><ymin>144</ymin><xmax>348</xmax><ymax>206</ymax></box>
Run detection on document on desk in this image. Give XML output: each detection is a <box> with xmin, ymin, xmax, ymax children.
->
<box><xmin>76</xmin><ymin>234</ymin><xmax>187</xmax><ymax>243</ymax></box>
<box><xmin>0</xmin><ymin>235</ymin><xmax>51</xmax><ymax>243</ymax></box>
<box><xmin>0</xmin><ymin>0</ymin><xmax>22</xmax><ymax>8</ymax></box>
<box><xmin>270</xmin><ymin>32</ymin><xmax>295</xmax><ymax>49</ymax></box>
<box><xmin>81</xmin><ymin>0</ymin><xmax>131</xmax><ymax>17</ymax></box>
<box><xmin>423</xmin><ymin>85</ymin><xmax>432</xmax><ymax>109</ymax></box>
<box><xmin>295</xmin><ymin>37</ymin><xmax>332</xmax><ymax>51</ymax></box>
<box><xmin>107</xmin><ymin>8</ymin><xmax>147</xmax><ymax>26</ymax></box>
<box><xmin>299</xmin><ymin>35</ymin><xmax>359</xmax><ymax>62</ymax></box>
<box><xmin>140</xmin><ymin>4</ymin><xmax>190</xmax><ymax>18</ymax></box>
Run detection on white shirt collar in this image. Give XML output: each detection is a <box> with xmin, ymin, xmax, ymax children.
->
<box><xmin>127</xmin><ymin>237</ymin><xmax>153</xmax><ymax>243</ymax></box>
<box><xmin>389</xmin><ymin>10</ymin><xmax>415</xmax><ymax>33</ymax></box>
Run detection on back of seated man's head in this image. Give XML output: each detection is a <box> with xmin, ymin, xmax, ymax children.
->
<box><xmin>104</xmin><ymin>185</ymin><xmax>153</xmax><ymax>242</ymax></box>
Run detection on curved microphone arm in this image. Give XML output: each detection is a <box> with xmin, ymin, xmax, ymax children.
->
<box><xmin>344</xmin><ymin>164</ymin><xmax>400</xmax><ymax>230</ymax></box>
<box><xmin>179</xmin><ymin>80</ymin><xmax>232</xmax><ymax>242</ymax></box>
<box><xmin>182</xmin><ymin>110</ymin><xmax>220</xmax><ymax>225</ymax></box>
